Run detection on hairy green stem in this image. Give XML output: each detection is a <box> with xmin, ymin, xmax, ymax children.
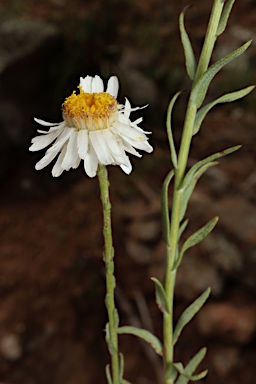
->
<box><xmin>195</xmin><ymin>0</ymin><xmax>225</xmax><ymax>81</ymax></box>
<box><xmin>163</xmin><ymin>1</ymin><xmax>225</xmax><ymax>383</ymax></box>
<box><xmin>97</xmin><ymin>164</ymin><xmax>120</xmax><ymax>384</ymax></box>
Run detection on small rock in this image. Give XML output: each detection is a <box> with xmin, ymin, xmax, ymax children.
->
<box><xmin>197</xmin><ymin>301</ymin><xmax>256</xmax><ymax>344</ymax></box>
<box><xmin>175</xmin><ymin>253</ymin><xmax>223</xmax><ymax>300</ymax></box>
<box><xmin>0</xmin><ymin>333</ymin><xmax>23</xmax><ymax>361</ymax></box>
<box><xmin>126</xmin><ymin>239</ymin><xmax>153</xmax><ymax>264</ymax></box>
<box><xmin>209</xmin><ymin>345</ymin><xmax>240</xmax><ymax>377</ymax></box>
<box><xmin>202</xmin><ymin>233</ymin><xmax>243</xmax><ymax>274</ymax></box>
<box><xmin>128</xmin><ymin>219</ymin><xmax>161</xmax><ymax>242</ymax></box>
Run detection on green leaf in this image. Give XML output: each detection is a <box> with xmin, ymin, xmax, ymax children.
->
<box><xmin>174</xmin><ymin>217</ymin><xmax>219</xmax><ymax>269</ymax></box>
<box><xmin>183</xmin><ymin>145</ymin><xmax>241</xmax><ymax>190</ymax></box>
<box><xmin>151</xmin><ymin>277</ymin><xmax>170</xmax><ymax>314</ymax></box>
<box><xmin>193</xmin><ymin>85</ymin><xmax>255</xmax><ymax>135</ymax></box>
<box><xmin>106</xmin><ymin>364</ymin><xmax>113</xmax><ymax>384</ymax></box>
<box><xmin>114</xmin><ymin>308</ymin><xmax>119</xmax><ymax>327</ymax></box>
<box><xmin>179</xmin><ymin>7</ymin><xmax>197</xmax><ymax>80</ymax></box>
<box><xmin>173</xmin><ymin>288</ymin><xmax>211</xmax><ymax>345</ymax></box>
<box><xmin>174</xmin><ymin>362</ymin><xmax>208</xmax><ymax>382</ymax></box>
<box><xmin>162</xmin><ymin>170</ymin><xmax>175</xmax><ymax>245</ymax></box>
<box><xmin>217</xmin><ymin>0</ymin><xmax>236</xmax><ymax>36</ymax></box>
<box><xmin>119</xmin><ymin>353</ymin><xmax>124</xmax><ymax>381</ymax></box>
<box><xmin>176</xmin><ymin>348</ymin><xmax>207</xmax><ymax>384</ymax></box>
<box><xmin>178</xmin><ymin>219</ymin><xmax>189</xmax><ymax>240</ymax></box>
<box><xmin>105</xmin><ymin>323</ymin><xmax>116</xmax><ymax>355</ymax></box>
<box><xmin>179</xmin><ymin>145</ymin><xmax>241</xmax><ymax>221</ymax></box>
<box><xmin>191</xmin><ymin>40</ymin><xmax>252</xmax><ymax>108</ymax></box>
<box><xmin>165</xmin><ymin>363</ymin><xmax>178</xmax><ymax>382</ymax></box>
<box><xmin>166</xmin><ymin>92</ymin><xmax>182</xmax><ymax>168</ymax></box>
<box><xmin>117</xmin><ymin>326</ymin><xmax>163</xmax><ymax>356</ymax></box>
<box><xmin>179</xmin><ymin>161</ymin><xmax>217</xmax><ymax>222</ymax></box>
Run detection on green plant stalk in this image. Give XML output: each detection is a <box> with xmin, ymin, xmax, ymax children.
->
<box><xmin>163</xmin><ymin>2</ymin><xmax>225</xmax><ymax>383</ymax></box>
<box><xmin>195</xmin><ymin>0</ymin><xmax>225</xmax><ymax>81</ymax></box>
<box><xmin>97</xmin><ymin>164</ymin><xmax>120</xmax><ymax>384</ymax></box>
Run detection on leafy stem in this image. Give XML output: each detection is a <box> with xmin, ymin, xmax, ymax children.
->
<box><xmin>97</xmin><ymin>164</ymin><xmax>120</xmax><ymax>384</ymax></box>
<box><xmin>195</xmin><ymin>0</ymin><xmax>225</xmax><ymax>81</ymax></box>
<box><xmin>163</xmin><ymin>1</ymin><xmax>226</xmax><ymax>383</ymax></box>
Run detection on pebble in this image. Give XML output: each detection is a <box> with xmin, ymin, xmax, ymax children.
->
<box><xmin>175</xmin><ymin>253</ymin><xmax>223</xmax><ymax>300</ymax></box>
<box><xmin>197</xmin><ymin>301</ymin><xmax>256</xmax><ymax>344</ymax></box>
<box><xmin>126</xmin><ymin>239</ymin><xmax>153</xmax><ymax>265</ymax></box>
<box><xmin>0</xmin><ymin>333</ymin><xmax>23</xmax><ymax>361</ymax></box>
<box><xmin>128</xmin><ymin>219</ymin><xmax>161</xmax><ymax>242</ymax></box>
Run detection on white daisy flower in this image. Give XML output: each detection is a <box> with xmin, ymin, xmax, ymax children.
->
<box><xmin>29</xmin><ymin>75</ymin><xmax>153</xmax><ymax>178</ymax></box>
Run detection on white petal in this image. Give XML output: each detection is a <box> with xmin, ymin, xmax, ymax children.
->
<box><xmin>112</xmin><ymin>121</ymin><xmax>148</xmax><ymax>142</ymax></box>
<box><xmin>121</xmin><ymin>103</ymin><xmax>148</xmax><ymax>116</ymax></box>
<box><xmin>34</xmin><ymin>117</ymin><xmax>61</xmax><ymax>127</ymax></box>
<box><xmin>84</xmin><ymin>144</ymin><xmax>98</xmax><ymax>178</ymax></box>
<box><xmin>106</xmin><ymin>76</ymin><xmax>119</xmax><ymax>98</ymax></box>
<box><xmin>130</xmin><ymin>121</ymin><xmax>151</xmax><ymax>134</ymax></box>
<box><xmin>120</xmin><ymin>161</ymin><xmax>132</xmax><ymax>174</ymax></box>
<box><xmin>89</xmin><ymin>130</ymin><xmax>114</xmax><ymax>165</ymax></box>
<box><xmin>103</xmin><ymin>130</ymin><xmax>131</xmax><ymax>166</ymax></box>
<box><xmin>111</xmin><ymin>122</ymin><xmax>153</xmax><ymax>153</ymax></box>
<box><xmin>29</xmin><ymin>126</ymin><xmax>64</xmax><ymax>151</ymax></box>
<box><xmin>49</xmin><ymin>127</ymin><xmax>74</xmax><ymax>152</ymax></box>
<box><xmin>80</xmin><ymin>76</ymin><xmax>92</xmax><ymax>93</ymax></box>
<box><xmin>77</xmin><ymin>130</ymin><xmax>89</xmax><ymax>159</ymax></box>
<box><xmin>118</xmin><ymin>113</ymin><xmax>151</xmax><ymax>134</ymax></box>
<box><xmin>122</xmin><ymin>134</ymin><xmax>153</xmax><ymax>153</ymax></box>
<box><xmin>72</xmin><ymin>155</ymin><xmax>81</xmax><ymax>169</ymax></box>
<box><xmin>123</xmin><ymin>98</ymin><xmax>131</xmax><ymax>118</ymax></box>
<box><xmin>91</xmin><ymin>75</ymin><xmax>104</xmax><ymax>93</ymax></box>
<box><xmin>61</xmin><ymin>131</ymin><xmax>79</xmax><ymax>170</ymax></box>
<box><xmin>132</xmin><ymin>117</ymin><xmax>143</xmax><ymax>125</ymax></box>
<box><xmin>121</xmin><ymin>141</ymin><xmax>142</xmax><ymax>158</ymax></box>
<box><xmin>52</xmin><ymin>144</ymin><xmax>67</xmax><ymax>177</ymax></box>
<box><xmin>35</xmin><ymin>147</ymin><xmax>60</xmax><ymax>170</ymax></box>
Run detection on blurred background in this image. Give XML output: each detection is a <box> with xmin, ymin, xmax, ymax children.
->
<box><xmin>0</xmin><ymin>0</ymin><xmax>256</xmax><ymax>383</ymax></box>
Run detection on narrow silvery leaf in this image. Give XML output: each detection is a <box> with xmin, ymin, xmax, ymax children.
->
<box><xmin>191</xmin><ymin>40</ymin><xmax>252</xmax><ymax>108</ymax></box>
<box><xmin>179</xmin><ymin>162</ymin><xmax>217</xmax><ymax>222</ymax></box>
<box><xmin>162</xmin><ymin>170</ymin><xmax>174</xmax><ymax>245</ymax></box>
<box><xmin>182</xmin><ymin>145</ymin><xmax>241</xmax><ymax>193</ymax></box>
<box><xmin>117</xmin><ymin>326</ymin><xmax>163</xmax><ymax>356</ymax></box>
<box><xmin>165</xmin><ymin>363</ymin><xmax>178</xmax><ymax>382</ymax></box>
<box><xmin>105</xmin><ymin>322</ymin><xmax>116</xmax><ymax>355</ymax></box>
<box><xmin>175</xmin><ymin>216</ymin><xmax>219</xmax><ymax>268</ymax></box>
<box><xmin>178</xmin><ymin>219</ymin><xmax>189</xmax><ymax>240</ymax></box>
<box><xmin>166</xmin><ymin>92</ymin><xmax>181</xmax><ymax>168</ymax></box>
<box><xmin>106</xmin><ymin>364</ymin><xmax>113</xmax><ymax>384</ymax></box>
<box><xmin>179</xmin><ymin>7</ymin><xmax>197</xmax><ymax>80</ymax></box>
<box><xmin>174</xmin><ymin>362</ymin><xmax>208</xmax><ymax>382</ymax></box>
<box><xmin>193</xmin><ymin>85</ymin><xmax>255</xmax><ymax>135</ymax></box>
<box><xmin>114</xmin><ymin>308</ymin><xmax>119</xmax><ymax>327</ymax></box>
<box><xmin>217</xmin><ymin>0</ymin><xmax>236</xmax><ymax>36</ymax></box>
<box><xmin>151</xmin><ymin>277</ymin><xmax>170</xmax><ymax>314</ymax></box>
<box><xmin>179</xmin><ymin>145</ymin><xmax>241</xmax><ymax>220</ymax></box>
<box><xmin>173</xmin><ymin>287</ymin><xmax>211</xmax><ymax>345</ymax></box>
<box><xmin>176</xmin><ymin>348</ymin><xmax>207</xmax><ymax>384</ymax></box>
<box><xmin>119</xmin><ymin>353</ymin><xmax>124</xmax><ymax>381</ymax></box>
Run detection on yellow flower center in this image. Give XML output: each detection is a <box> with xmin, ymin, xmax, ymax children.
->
<box><xmin>62</xmin><ymin>87</ymin><xmax>118</xmax><ymax>131</ymax></box>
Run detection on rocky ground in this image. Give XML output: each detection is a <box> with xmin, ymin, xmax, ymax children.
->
<box><xmin>0</xmin><ymin>0</ymin><xmax>256</xmax><ymax>383</ymax></box>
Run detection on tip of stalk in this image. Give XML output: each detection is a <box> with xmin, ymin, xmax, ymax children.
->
<box><xmin>183</xmin><ymin>4</ymin><xmax>193</xmax><ymax>13</ymax></box>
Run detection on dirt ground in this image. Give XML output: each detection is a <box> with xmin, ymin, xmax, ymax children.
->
<box><xmin>0</xmin><ymin>0</ymin><xmax>256</xmax><ymax>383</ymax></box>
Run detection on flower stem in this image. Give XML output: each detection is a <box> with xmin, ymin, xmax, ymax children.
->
<box><xmin>97</xmin><ymin>164</ymin><xmax>120</xmax><ymax>384</ymax></box>
<box><xmin>163</xmin><ymin>1</ymin><xmax>225</xmax><ymax>383</ymax></box>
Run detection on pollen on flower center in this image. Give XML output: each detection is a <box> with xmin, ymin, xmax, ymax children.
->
<box><xmin>62</xmin><ymin>87</ymin><xmax>118</xmax><ymax>131</ymax></box>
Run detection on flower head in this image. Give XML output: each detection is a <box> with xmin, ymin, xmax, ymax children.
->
<box><xmin>29</xmin><ymin>75</ymin><xmax>153</xmax><ymax>177</ymax></box>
